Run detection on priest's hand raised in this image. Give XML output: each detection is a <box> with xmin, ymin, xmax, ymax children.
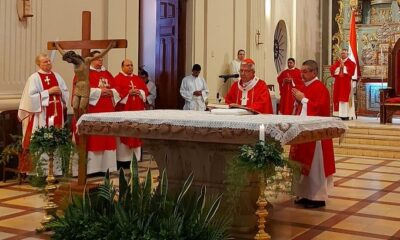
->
<box><xmin>292</xmin><ymin>88</ymin><xmax>304</xmax><ymax>102</ymax></box>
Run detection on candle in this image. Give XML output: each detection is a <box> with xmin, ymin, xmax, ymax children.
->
<box><xmin>48</xmin><ymin>116</ymin><xmax>54</xmax><ymax>127</ymax></box>
<box><xmin>259</xmin><ymin>124</ymin><xmax>265</xmax><ymax>142</ymax></box>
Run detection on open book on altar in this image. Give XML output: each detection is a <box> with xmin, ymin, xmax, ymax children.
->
<box><xmin>207</xmin><ymin>103</ymin><xmax>260</xmax><ymax>115</ymax></box>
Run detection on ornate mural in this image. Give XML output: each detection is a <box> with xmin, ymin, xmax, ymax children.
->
<box><xmin>330</xmin><ymin>0</ymin><xmax>400</xmax><ymax>116</ymax></box>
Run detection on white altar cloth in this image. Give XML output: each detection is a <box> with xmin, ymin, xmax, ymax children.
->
<box><xmin>77</xmin><ymin>110</ymin><xmax>347</xmax><ymax>145</ymax></box>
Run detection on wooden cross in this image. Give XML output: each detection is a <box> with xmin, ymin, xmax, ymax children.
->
<box><xmin>46</xmin><ymin>11</ymin><xmax>127</xmax><ymax>186</ymax></box>
<box><xmin>47</xmin><ymin>11</ymin><xmax>127</xmax><ymax>57</ymax></box>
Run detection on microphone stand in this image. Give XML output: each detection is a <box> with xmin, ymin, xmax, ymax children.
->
<box><xmin>216</xmin><ymin>77</ymin><xmax>231</xmax><ymax>104</ymax></box>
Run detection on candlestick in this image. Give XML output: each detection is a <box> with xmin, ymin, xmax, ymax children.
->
<box><xmin>48</xmin><ymin>116</ymin><xmax>54</xmax><ymax>127</ymax></box>
<box><xmin>259</xmin><ymin>124</ymin><xmax>265</xmax><ymax>142</ymax></box>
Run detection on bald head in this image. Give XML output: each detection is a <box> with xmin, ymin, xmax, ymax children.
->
<box><xmin>121</xmin><ymin>59</ymin><xmax>134</xmax><ymax>75</ymax></box>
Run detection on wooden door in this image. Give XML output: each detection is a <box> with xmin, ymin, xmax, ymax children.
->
<box><xmin>155</xmin><ymin>0</ymin><xmax>185</xmax><ymax>109</ymax></box>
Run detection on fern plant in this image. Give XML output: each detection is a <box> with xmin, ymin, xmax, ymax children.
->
<box><xmin>47</xmin><ymin>154</ymin><xmax>230</xmax><ymax>240</ymax></box>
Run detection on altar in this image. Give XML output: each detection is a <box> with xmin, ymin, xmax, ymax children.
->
<box><xmin>77</xmin><ymin>110</ymin><xmax>346</xmax><ymax>238</ymax></box>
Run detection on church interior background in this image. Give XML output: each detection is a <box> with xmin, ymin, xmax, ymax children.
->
<box><xmin>0</xmin><ymin>0</ymin><xmax>400</xmax><ymax>239</ymax></box>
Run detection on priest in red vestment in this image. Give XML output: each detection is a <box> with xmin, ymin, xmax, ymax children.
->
<box><xmin>277</xmin><ymin>58</ymin><xmax>304</xmax><ymax>115</ymax></box>
<box><xmin>330</xmin><ymin>49</ymin><xmax>356</xmax><ymax>120</ymax></box>
<box><xmin>18</xmin><ymin>53</ymin><xmax>69</xmax><ymax>174</ymax></box>
<box><xmin>289</xmin><ymin>60</ymin><xmax>335</xmax><ymax>209</ymax></box>
<box><xmin>86</xmin><ymin>51</ymin><xmax>121</xmax><ymax>174</ymax></box>
<box><xmin>225</xmin><ymin>58</ymin><xmax>273</xmax><ymax>114</ymax></box>
<box><xmin>114</xmin><ymin>59</ymin><xmax>149</xmax><ymax>165</ymax></box>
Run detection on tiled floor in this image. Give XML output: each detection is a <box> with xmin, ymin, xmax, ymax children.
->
<box><xmin>268</xmin><ymin>155</ymin><xmax>400</xmax><ymax>240</ymax></box>
<box><xmin>1</xmin><ymin>155</ymin><xmax>400</xmax><ymax>239</ymax></box>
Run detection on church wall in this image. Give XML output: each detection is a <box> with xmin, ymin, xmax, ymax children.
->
<box><xmin>0</xmin><ymin>0</ymin><xmax>323</xmax><ymax>111</ymax></box>
<box><xmin>295</xmin><ymin>0</ymin><xmax>322</xmax><ymax>69</ymax></box>
<box><xmin>186</xmin><ymin>0</ymin><xmax>323</xmax><ymax>103</ymax></box>
<box><xmin>0</xmin><ymin>0</ymin><xmax>44</xmax><ymax>110</ymax></box>
<box><xmin>0</xmin><ymin>0</ymin><xmax>138</xmax><ymax>112</ymax></box>
<box><xmin>139</xmin><ymin>0</ymin><xmax>156</xmax><ymax>80</ymax></box>
<box><xmin>186</xmin><ymin>0</ymin><xmax>249</xmax><ymax>103</ymax></box>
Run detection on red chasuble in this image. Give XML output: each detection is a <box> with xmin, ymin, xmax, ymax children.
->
<box><xmin>329</xmin><ymin>59</ymin><xmax>356</xmax><ymax>111</ymax></box>
<box><xmin>87</xmin><ymin>70</ymin><xmax>118</xmax><ymax>151</ymax></box>
<box><xmin>225</xmin><ymin>79</ymin><xmax>273</xmax><ymax>114</ymax></box>
<box><xmin>114</xmin><ymin>73</ymin><xmax>149</xmax><ymax>148</ymax></box>
<box><xmin>277</xmin><ymin>68</ymin><xmax>304</xmax><ymax>115</ymax></box>
<box><xmin>289</xmin><ymin>80</ymin><xmax>335</xmax><ymax>177</ymax></box>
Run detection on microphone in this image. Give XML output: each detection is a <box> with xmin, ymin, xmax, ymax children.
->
<box><xmin>219</xmin><ymin>73</ymin><xmax>239</xmax><ymax>79</ymax></box>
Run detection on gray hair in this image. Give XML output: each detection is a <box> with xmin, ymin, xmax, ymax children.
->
<box><xmin>35</xmin><ymin>53</ymin><xmax>49</xmax><ymax>66</ymax></box>
<box><xmin>302</xmin><ymin>60</ymin><xmax>319</xmax><ymax>74</ymax></box>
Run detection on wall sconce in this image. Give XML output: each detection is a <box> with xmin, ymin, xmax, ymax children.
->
<box><xmin>256</xmin><ymin>30</ymin><xmax>264</xmax><ymax>46</ymax></box>
<box><xmin>17</xmin><ymin>0</ymin><xmax>34</xmax><ymax>21</ymax></box>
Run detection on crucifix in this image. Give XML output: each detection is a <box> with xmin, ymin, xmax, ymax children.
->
<box><xmin>47</xmin><ymin>11</ymin><xmax>127</xmax><ymax>186</ymax></box>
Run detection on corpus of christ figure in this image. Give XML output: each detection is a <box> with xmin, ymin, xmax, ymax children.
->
<box><xmin>55</xmin><ymin>41</ymin><xmax>117</xmax><ymax>119</ymax></box>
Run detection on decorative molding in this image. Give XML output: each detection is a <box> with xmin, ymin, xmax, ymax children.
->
<box><xmin>371</xmin><ymin>0</ymin><xmax>392</xmax><ymax>5</ymax></box>
<box><xmin>332</xmin><ymin>0</ymin><xmax>344</xmax><ymax>61</ymax></box>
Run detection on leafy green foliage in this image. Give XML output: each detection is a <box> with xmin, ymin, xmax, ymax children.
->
<box><xmin>29</xmin><ymin>126</ymin><xmax>75</xmax><ymax>177</ymax></box>
<box><xmin>0</xmin><ymin>134</ymin><xmax>22</xmax><ymax>165</ymax></box>
<box><xmin>47</xmin><ymin>155</ymin><xmax>230</xmax><ymax>240</ymax></box>
<box><xmin>225</xmin><ymin>140</ymin><xmax>300</xmax><ymax>210</ymax></box>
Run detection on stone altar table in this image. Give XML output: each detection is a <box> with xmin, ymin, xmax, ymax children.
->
<box><xmin>77</xmin><ymin>110</ymin><xmax>346</xmax><ymax>238</ymax></box>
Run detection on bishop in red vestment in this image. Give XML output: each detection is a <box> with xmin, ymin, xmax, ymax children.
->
<box><xmin>289</xmin><ymin>60</ymin><xmax>335</xmax><ymax>209</ymax></box>
<box><xmin>86</xmin><ymin>51</ymin><xmax>121</xmax><ymax>174</ymax></box>
<box><xmin>277</xmin><ymin>58</ymin><xmax>304</xmax><ymax>115</ymax></box>
<box><xmin>18</xmin><ymin>53</ymin><xmax>69</xmax><ymax>174</ymax></box>
<box><xmin>225</xmin><ymin>58</ymin><xmax>273</xmax><ymax>114</ymax></box>
<box><xmin>114</xmin><ymin>59</ymin><xmax>149</xmax><ymax>163</ymax></box>
<box><xmin>330</xmin><ymin>49</ymin><xmax>356</xmax><ymax>119</ymax></box>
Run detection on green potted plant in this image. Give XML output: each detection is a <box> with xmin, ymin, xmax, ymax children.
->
<box><xmin>0</xmin><ymin>135</ymin><xmax>22</xmax><ymax>182</ymax></box>
<box><xmin>46</xmin><ymin>154</ymin><xmax>231</xmax><ymax>239</ymax></box>
<box><xmin>29</xmin><ymin>126</ymin><xmax>74</xmax><ymax>178</ymax></box>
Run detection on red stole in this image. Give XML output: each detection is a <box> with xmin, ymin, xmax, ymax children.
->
<box><xmin>86</xmin><ymin>70</ymin><xmax>117</xmax><ymax>151</ymax></box>
<box><xmin>329</xmin><ymin>59</ymin><xmax>356</xmax><ymax>111</ymax></box>
<box><xmin>225</xmin><ymin>80</ymin><xmax>273</xmax><ymax>114</ymax></box>
<box><xmin>289</xmin><ymin>80</ymin><xmax>335</xmax><ymax>177</ymax></box>
<box><xmin>114</xmin><ymin>73</ymin><xmax>149</xmax><ymax>148</ymax></box>
<box><xmin>19</xmin><ymin>72</ymin><xmax>63</xmax><ymax>172</ymax></box>
<box><xmin>38</xmin><ymin>72</ymin><xmax>63</xmax><ymax>127</ymax></box>
<box><xmin>277</xmin><ymin>68</ymin><xmax>304</xmax><ymax>115</ymax></box>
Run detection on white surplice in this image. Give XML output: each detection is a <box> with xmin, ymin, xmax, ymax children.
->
<box><xmin>180</xmin><ymin>75</ymin><xmax>209</xmax><ymax>111</ymax></box>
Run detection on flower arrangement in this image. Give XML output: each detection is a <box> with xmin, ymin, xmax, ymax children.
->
<box><xmin>225</xmin><ymin>140</ymin><xmax>299</xmax><ymax>207</ymax></box>
<box><xmin>29</xmin><ymin>126</ymin><xmax>74</xmax><ymax>177</ymax></box>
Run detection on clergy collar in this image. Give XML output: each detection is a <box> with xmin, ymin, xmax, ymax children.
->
<box><xmin>341</xmin><ymin>57</ymin><xmax>349</xmax><ymax>62</ymax></box>
<box><xmin>90</xmin><ymin>65</ymin><xmax>106</xmax><ymax>72</ymax></box>
<box><xmin>238</xmin><ymin>76</ymin><xmax>259</xmax><ymax>91</ymax></box>
<box><xmin>38</xmin><ymin>69</ymin><xmax>52</xmax><ymax>74</ymax></box>
<box><xmin>120</xmin><ymin>71</ymin><xmax>133</xmax><ymax>77</ymax></box>
<box><xmin>304</xmin><ymin>77</ymin><xmax>319</xmax><ymax>86</ymax></box>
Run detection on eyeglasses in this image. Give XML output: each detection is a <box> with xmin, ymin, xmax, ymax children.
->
<box><xmin>240</xmin><ymin>69</ymin><xmax>253</xmax><ymax>73</ymax></box>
